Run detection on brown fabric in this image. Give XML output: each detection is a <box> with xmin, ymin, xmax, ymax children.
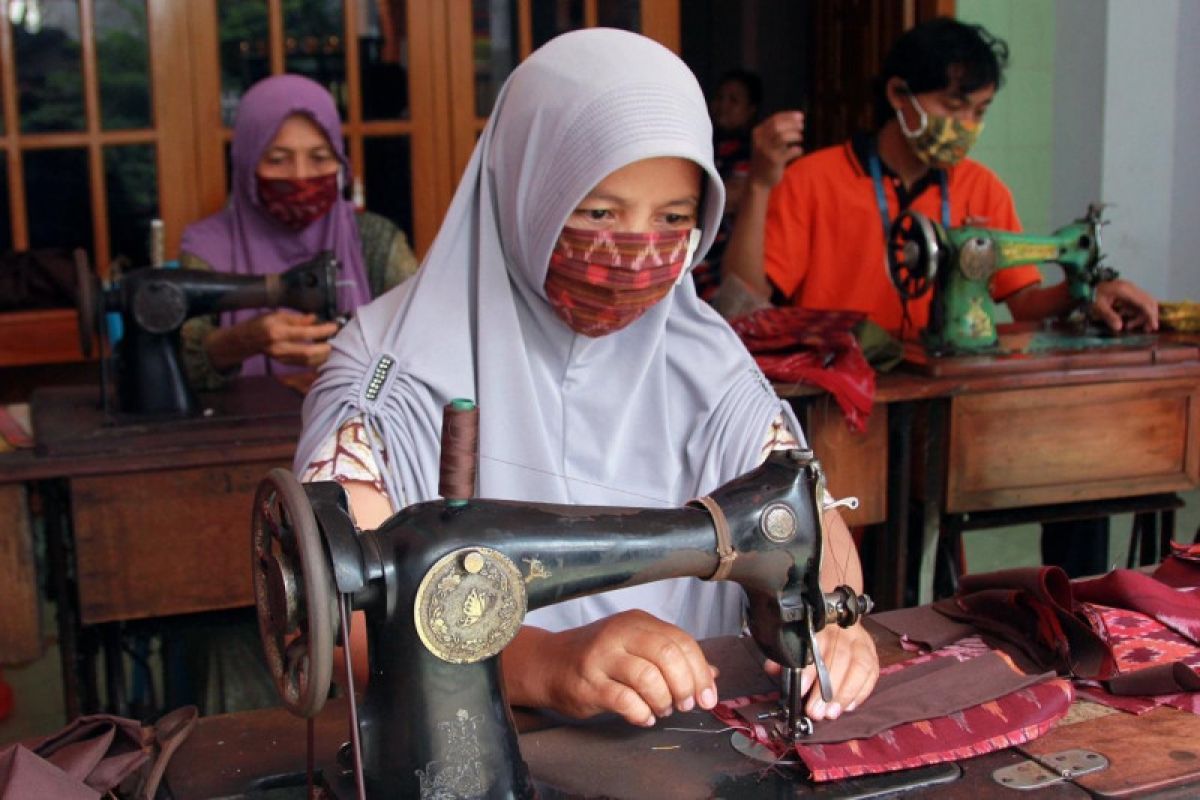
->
<box><xmin>870</xmin><ymin>604</ymin><xmax>976</xmax><ymax>652</ymax></box>
<box><xmin>0</xmin><ymin>706</ymin><xmax>197</xmax><ymax>800</ymax></box>
<box><xmin>1106</xmin><ymin>659</ymin><xmax>1200</xmax><ymax>697</ymax></box>
<box><xmin>730</xmin><ymin>648</ymin><xmax>1052</xmax><ymax>744</ymax></box>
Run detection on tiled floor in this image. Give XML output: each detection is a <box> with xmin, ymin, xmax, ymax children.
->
<box><xmin>2</xmin><ymin>490</ymin><xmax>1198</xmax><ymax>748</ymax></box>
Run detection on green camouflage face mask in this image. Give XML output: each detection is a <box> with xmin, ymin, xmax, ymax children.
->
<box><xmin>897</xmin><ymin>92</ymin><xmax>983</xmax><ymax>167</ymax></box>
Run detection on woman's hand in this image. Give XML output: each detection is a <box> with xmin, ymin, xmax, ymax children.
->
<box><xmin>503</xmin><ymin>611</ymin><xmax>720</xmax><ymax>727</ymax></box>
<box><xmin>206</xmin><ymin>310</ymin><xmax>340</xmax><ymax>371</ymax></box>
<box><xmin>764</xmin><ymin>622</ymin><xmax>879</xmax><ymax>721</ymax></box>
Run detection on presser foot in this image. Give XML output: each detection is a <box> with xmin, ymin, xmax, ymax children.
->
<box><xmin>729</xmin><ymin>731</ymin><xmax>801</xmax><ymax>766</ymax></box>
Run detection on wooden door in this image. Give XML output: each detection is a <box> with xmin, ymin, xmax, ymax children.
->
<box><xmin>805</xmin><ymin>0</ymin><xmax>954</xmax><ymax>151</ymax></box>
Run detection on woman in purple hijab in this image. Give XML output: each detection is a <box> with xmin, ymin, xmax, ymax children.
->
<box><xmin>297</xmin><ymin>30</ymin><xmax>878</xmax><ymax>728</ymax></box>
<box><xmin>178</xmin><ymin>74</ymin><xmax>418</xmax><ymax>389</ymax></box>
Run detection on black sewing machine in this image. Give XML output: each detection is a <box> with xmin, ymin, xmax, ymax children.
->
<box><xmin>75</xmin><ymin>251</ymin><xmax>338</xmax><ymax>416</ymax></box>
<box><xmin>250</xmin><ymin>429</ymin><xmax>871</xmax><ymax>798</ymax></box>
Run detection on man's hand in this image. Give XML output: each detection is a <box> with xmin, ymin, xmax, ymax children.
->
<box><xmin>764</xmin><ymin>622</ymin><xmax>879</xmax><ymax>721</ymax></box>
<box><xmin>1091</xmin><ymin>279</ymin><xmax>1159</xmax><ymax>333</ymax></box>
<box><xmin>748</xmin><ymin>111</ymin><xmax>805</xmax><ymax>190</ymax></box>
<box><xmin>504</xmin><ymin>611</ymin><xmax>720</xmax><ymax>727</ymax></box>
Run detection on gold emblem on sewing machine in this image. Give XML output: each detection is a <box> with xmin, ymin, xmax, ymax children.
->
<box><xmin>415</xmin><ymin>546</ymin><xmax>527</xmax><ymax>663</ymax></box>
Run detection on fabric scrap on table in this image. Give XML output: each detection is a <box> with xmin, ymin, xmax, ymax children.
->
<box><xmin>730</xmin><ymin>307</ymin><xmax>875</xmax><ymax>433</ymax></box>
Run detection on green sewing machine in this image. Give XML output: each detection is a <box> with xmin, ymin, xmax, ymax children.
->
<box><xmin>887</xmin><ymin>204</ymin><xmax>1120</xmax><ymax>354</ymax></box>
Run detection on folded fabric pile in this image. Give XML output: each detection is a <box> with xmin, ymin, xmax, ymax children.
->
<box><xmin>930</xmin><ymin>542</ymin><xmax>1200</xmax><ymax>716</ymax></box>
<box><xmin>730</xmin><ymin>307</ymin><xmax>875</xmax><ymax>433</ymax></box>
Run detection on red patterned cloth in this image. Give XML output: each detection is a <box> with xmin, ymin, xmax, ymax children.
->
<box><xmin>934</xmin><ymin>561</ymin><xmax>1200</xmax><ymax>717</ymax></box>
<box><xmin>731</xmin><ymin>307</ymin><xmax>875</xmax><ymax>433</ymax></box>
<box><xmin>713</xmin><ymin>637</ymin><xmax>1073</xmax><ymax>782</ymax></box>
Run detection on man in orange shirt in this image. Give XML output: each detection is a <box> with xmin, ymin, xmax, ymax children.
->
<box><xmin>721</xmin><ymin>18</ymin><xmax>1157</xmax><ymax>337</ymax></box>
<box><xmin>720</xmin><ymin>18</ymin><xmax>1159</xmax><ymax>579</ymax></box>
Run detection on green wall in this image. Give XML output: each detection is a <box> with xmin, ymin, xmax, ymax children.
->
<box><xmin>956</xmin><ymin>0</ymin><xmax>1055</xmax><ymax>235</ymax></box>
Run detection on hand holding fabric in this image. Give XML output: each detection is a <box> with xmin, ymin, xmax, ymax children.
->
<box><xmin>764</xmin><ymin>621</ymin><xmax>879</xmax><ymax>721</ymax></box>
<box><xmin>504</xmin><ymin>610</ymin><xmax>720</xmax><ymax>727</ymax></box>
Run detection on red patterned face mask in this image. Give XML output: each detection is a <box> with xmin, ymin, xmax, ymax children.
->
<box><xmin>544</xmin><ymin>226</ymin><xmax>700</xmax><ymax>337</ymax></box>
<box><xmin>256</xmin><ymin>172</ymin><xmax>339</xmax><ymax>230</ymax></box>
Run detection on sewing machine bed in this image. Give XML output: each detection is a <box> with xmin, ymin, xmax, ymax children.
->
<box><xmin>28</xmin><ymin>375</ymin><xmax>302</xmax><ymax>456</ymax></box>
<box><xmin>165</xmin><ymin>624</ymin><xmax>1098</xmax><ymax>800</ymax></box>
<box><xmin>902</xmin><ymin>326</ymin><xmax>1199</xmax><ymax>377</ymax></box>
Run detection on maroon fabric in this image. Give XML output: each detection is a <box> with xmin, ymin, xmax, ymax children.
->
<box><xmin>932</xmin><ymin>563</ymin><xmax>1200</xmax><ymax>718</ymax></box>
<box><xmin>712</xmin><ymin>637</ymin><xmax>1072</xmax><ymax>782</ymax></box>
<box><xmin>1153</xmin><ymin>541</ymin><xmax>1200</xmax><ymax>589</ymax></box>
<box><xmin>1074</xmin><ymin>567</ymin><xmax>1200</xmax><ymax>643</ymax></box>
<box><xmin>1075</xmin><ymin>601</ymin><xmax>1200</xmax><ymax>715</ymax></box>
<box><xmin>934</xmin><ymin>566</ymin><xmax>1117</xmax><ymax>679</ymax></box>
<box><xmin>731</xmin><ymin>307</ymin><xmax>875</xmax><ymax>432</ymax></box>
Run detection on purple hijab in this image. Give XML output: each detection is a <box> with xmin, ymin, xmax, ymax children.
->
<box><xmin>180</xmin><ymin>74</ymin><xmax>371</xmax><ymax>376</ymax></box>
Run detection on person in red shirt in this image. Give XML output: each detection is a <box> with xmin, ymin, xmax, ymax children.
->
<box><xmin>720</xmin><ymin>18</ymin><xmax>1157</xmax><ymax>337</ymax></box>
<box><xmin>720</xmin><ymin>18</ymin><xmax>1159</xmax><ymax>580</ymax></box>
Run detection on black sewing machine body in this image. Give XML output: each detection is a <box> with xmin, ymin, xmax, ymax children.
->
<box><xmin>252</xmin><ymin>449</ymin><xmax>867</xmax><ymax>798</ymax></box>
<box><xmin>76</xmin><ymin>251</ymin><xmax>338</xmax><ymax>416</ymax></box>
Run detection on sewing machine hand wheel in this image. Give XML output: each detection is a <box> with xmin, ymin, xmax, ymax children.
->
<box><xmin>887</xmin><ymin>209</ymin><xmax>939</xmax><ymax>302</ymax></box>
<box><xmin>252</xmin><ymin>468</ymin><xmax>337</xmax><ymax>718</ymax></box>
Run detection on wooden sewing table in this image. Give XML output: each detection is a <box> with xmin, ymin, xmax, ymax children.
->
<box><xmin>163</xmin><ymin>616</ymin><xmax>1200</xmax><ymax>799</ymax></box>
<box><xmin>0</xmin><ymin>377</ymin><xmax>302</xmax><ymax>716</ymax></box>
<box><xmin>784</xmin><ymin>329</ymin><xmax>1200</xmax><ymax>609</ymax></box>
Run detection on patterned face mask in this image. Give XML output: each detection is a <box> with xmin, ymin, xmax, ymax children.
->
<box><xmin>897</xmin><ymin>92</ymin><xmax>983</xmax><ymax>167</ymax></box>
<box><xmin>544</xmin><ymin>226</ymin><xmax>701</xmax><ymax>337</ymax></box>
<box><xmin>256</xmin><ymin>172</ymin><xmax>339</xmax><ymax>230</ymax></box>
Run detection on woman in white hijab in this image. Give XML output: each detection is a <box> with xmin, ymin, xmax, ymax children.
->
<box><xmin>296</xmin><ymin>28</ymin><xmax>878</xmax><ymax>727</ymax></box>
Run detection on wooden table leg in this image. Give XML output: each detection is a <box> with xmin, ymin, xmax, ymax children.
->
<box><xmin>915</xmin><ymin>399</ymin><xmax>949</xmax><ymax>606</ymax></box>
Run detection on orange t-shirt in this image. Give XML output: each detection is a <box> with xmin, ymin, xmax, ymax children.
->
<box><xmin>763</xmin><ymin>138</ymin><xmax>1043</xmax><ymax>333</ymax></box>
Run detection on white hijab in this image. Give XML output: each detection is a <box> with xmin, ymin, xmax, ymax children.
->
<box><xmin>296</xmin><ymin>28</ymin><xmax>802</xmax><ymax>638</ymax></box>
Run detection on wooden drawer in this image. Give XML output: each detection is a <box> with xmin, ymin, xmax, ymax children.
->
<box><xmin>945</xmin><ymin>378</ymin><xmax>1200</xmax><ymax>513</ymax></box>
<box><xmin>71</xmin><ymin>460</ymin><xmax>286</xmax><ymax>624</ymax></box>
<box><xmin>804</xmin><ymin>398</ymin><xmax>887</xmax><ymax>526</ymax></box>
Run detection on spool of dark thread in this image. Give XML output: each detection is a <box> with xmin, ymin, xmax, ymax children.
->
<box><xmin>439</xmin><ymin>398</ymin><xmax>479</xmax><ymax>507</ymax></box>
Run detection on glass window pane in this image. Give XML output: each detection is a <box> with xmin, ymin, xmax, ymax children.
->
<box><xmin>15</xmin><ymin>0</ymin><xmax>86</xmax><ymax>133</ymax></box>
<box><xmin>471</xmin><ymin>0</ymin><xmax>518</xmax><ymax>118</ymax></box>
<box><xmin>218</xmin><ymin>0</ymin><xmax>270</xmax><ymax>127</ymax></box>
<box><xmin>597</xmin><ymin>0</ymin><xmax>639</xmax><ymax>31</ymax></box>
<box><xmin>0</xmin><ymin>158</ymin><xmax>11</xmax><ymax>253</ymax></box>
<box><xmin>359</xmin><ymin>0</ymin><xmax>409</xmax><ymax>120</ymax></box>
<box><xmin>25</xmin><ymin>148</ymin><xmax>92</xmax><ymax>254</ymax></box>
<box><xmin>105</xmin><ymin>145</ymin><xmax>158</xmax><ymax>265</ymax></box>
<box><xmin>532</xmin><ymin>0</ymin><xmax>582</xmax><ymax>50</ymax></box>
<box><xmin>95</xmin><ymin>0</ymin><xmax>151</xmax><ymax>129</ymax></box>
<box><xmin>363</xmin><ymin>136</ymin><xmax>412</xmax><ymax>244</ymax></box>
<box><xmin>284</xmin><ymin>0</ymin><xmax>346</xmax><ymax>117</ymax></box>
